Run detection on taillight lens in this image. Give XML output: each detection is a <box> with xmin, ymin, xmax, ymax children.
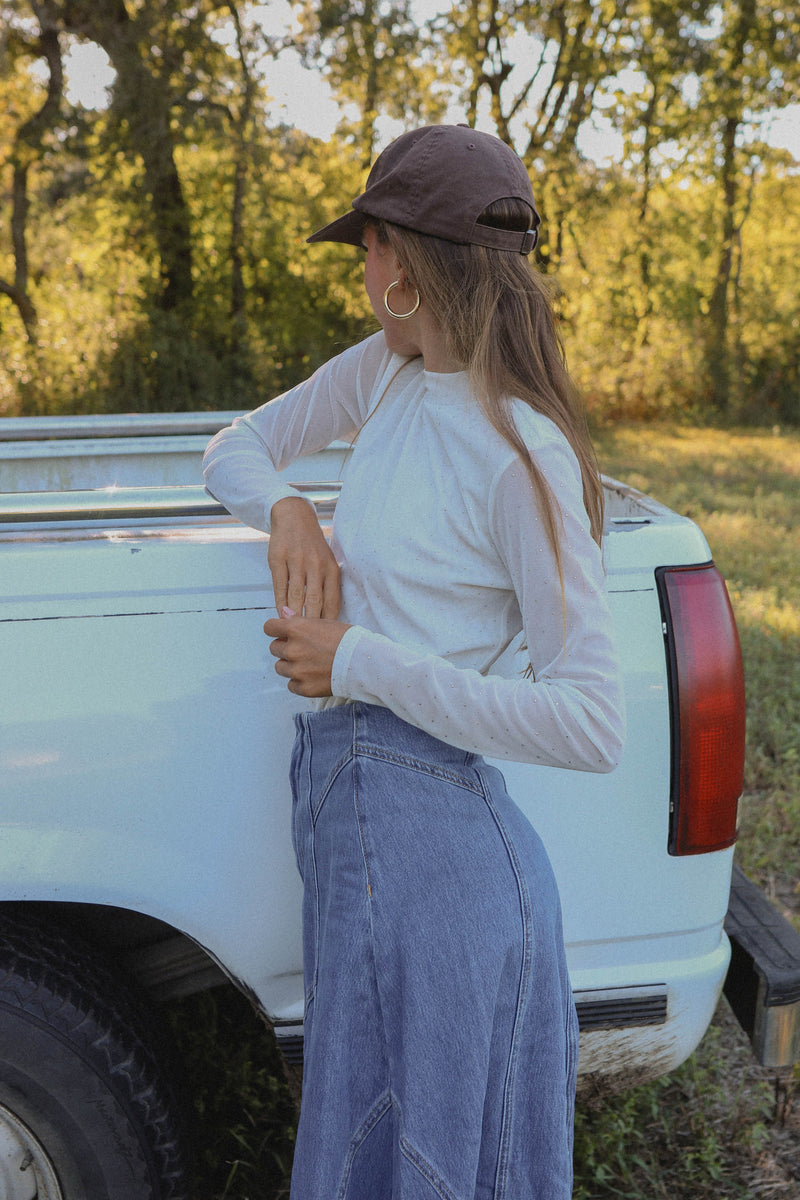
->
<box><xmin>657</xmin><ymin>563</ymin><xmax>746</xmax><ymax>855</ymax></box>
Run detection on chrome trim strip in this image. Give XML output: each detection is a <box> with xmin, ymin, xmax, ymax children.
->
<box><xmin>0</xmin><ymin>412</ymin><xmax>247</xmax><ymax>441</ymax></box>
<box><xmin>753</xmin><ymin>989</ymin><xmax>800</xmax><ymax>1068</ymax></box>
<box><xmin>0</xmin><ymin>482</ymin><xmax>342</xmax><ymax>525</ymax></box>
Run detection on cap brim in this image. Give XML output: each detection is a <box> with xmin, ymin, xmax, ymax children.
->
<box><xmin>307</xmin><ymin>208</ymin><xmax>367</xmax><ymax>247</ymax></box>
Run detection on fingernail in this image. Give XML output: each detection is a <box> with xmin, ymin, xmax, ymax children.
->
<box><xmin>281</xmin><ymin>606</ymin><xmax>296</xmax><ymax>619</ymax></box>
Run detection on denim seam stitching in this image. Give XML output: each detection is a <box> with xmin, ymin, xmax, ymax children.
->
<box><xmin>299</xmin><ymin>713</ymin><xmax>319</xmax><ymax>1007</ymax></box>
<box><xmin>564</xmin><ymin>1000</ymin><xmax>578</xmax><ymax>1161</ymax></box>
<box><xmin>311</xmin><ymin>748</ymin><xmax>356</xmax><ymax>823</ymax></box>
<box><xmin>355</xmin><ymin>743</ymin><xmax>484</xmax><ymax>794</ymax></box>
<box><xmin>474</xmin><ymin>766</ymin><xmax>534</xmax><ymax>1200</ymax></box>
<box><xmin>352</xmin><ymin>707</ymin><xmax>396</xmax><ymax>1106</ymax></box>
<box><xmin>302</xmin><ymin>720</ymin><xmax>357</xmax><ymax>1005</ymax></box>
<box><xmin>352</xmin><ymin>747</ymin><xmax>375</xmax><ymax>900</ymax></box>
<box><xmin>398</xmin><ymin>1134</ymin><xmax>459</xmax><ymax>1200</ymax></box>
<box><xmin>335</xmin><ymin>1090</ymin><xmax>393</xmax><ymax>1200</ymax></box>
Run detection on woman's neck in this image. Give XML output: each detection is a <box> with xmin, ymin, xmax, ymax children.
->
<box><xmin>418</xmin><ymin>319</ymin><xmax>463</xmax><ymax>374</ymax></box>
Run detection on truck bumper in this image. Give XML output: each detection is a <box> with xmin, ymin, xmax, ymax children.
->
<box><xmin>724</xmin><ymin>862</ymin><xmax>800</xmax><ymax>1067</ymax></box>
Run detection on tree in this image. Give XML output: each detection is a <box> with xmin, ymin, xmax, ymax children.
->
<box><xmin>226</xmin><ymin>2</ymin><xmax>257</xmax><ymax>342</ymax></box>
<box><xmin>0</xmin><ymin>0</ymin><xmax>62</xmax><ymax>340</ymax></box>
<box><xmin>698</xmin><ymin>0</ymin><xmax>800</xmax><ymax>409</ymax></box>
<box><xmin>51</xmin><ymin>0</ymin><xmax>200</xmax><ymax>311</ymax></box>
<box><xmin>601</xmin><ymin>0</ymin><xmax>715</xmax><ymax>343</ymax></box>
<box><xmin>1</xmin><ymin>0</ymin><xmax>798</xmax><ymax>421</ymax></box>
<box><xmin>292</xmin><ymin>0</ymin><xmax>446</xmax><ymax>164</ymax></box>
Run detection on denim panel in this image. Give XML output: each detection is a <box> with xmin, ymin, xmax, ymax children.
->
<box><xmin>290</xmin><ymin>703</ymin><xmax>577</xmax><ymax>1200</ymax></box>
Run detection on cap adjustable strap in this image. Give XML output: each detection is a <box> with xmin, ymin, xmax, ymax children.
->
<box><xmin>472</xmin><ymin>223</ymin><xmax>540</xmax><ymax>254</ymax></box>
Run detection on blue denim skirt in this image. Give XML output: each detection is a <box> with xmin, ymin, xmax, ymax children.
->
<box><xmin>289</xmin><ymin>702</ymin><xmax>578</xmax><ymax>1200</ymax></box>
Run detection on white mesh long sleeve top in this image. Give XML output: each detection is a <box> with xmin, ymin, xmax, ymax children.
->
<box><xmin>202</xmin><ymin>332</ymin><xmax>625</xmax><ymax>770</ymax></box>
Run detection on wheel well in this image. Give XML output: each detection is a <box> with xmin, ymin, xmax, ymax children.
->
<box><xmin>0</xmin><ymin>901</ymin><xmax>229</xmax><ymax>1002</ymax></box>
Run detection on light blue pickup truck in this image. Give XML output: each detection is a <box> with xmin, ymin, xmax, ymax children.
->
<box><xmin>1</xmin><ymin>414</ymin><xmax>797</xmax><ymax>1200</ymax></box>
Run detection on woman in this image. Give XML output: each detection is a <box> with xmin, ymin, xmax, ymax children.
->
<box><xmin>203</xmin><ymin>124</ymin><xmax>625</xmax><ymax>1200</ymax></box>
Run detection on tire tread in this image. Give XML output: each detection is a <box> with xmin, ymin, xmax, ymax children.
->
<box><xmin>0</xmin><ymin>912</ymin><xmax>190</xmax><ymax>1200</ymax></box>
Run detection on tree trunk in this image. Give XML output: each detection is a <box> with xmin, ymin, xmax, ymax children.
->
<box><xmin>59</xmin><ymin>0</ymin><xmax>194</xmax><ymax>312</ymax></box>
<box><xmin>705</xmin><ymin>0</ymin><xmax>756</xmax><ymax>410</ymax></box>
<box><xmin>114</xmin><ymin>66</ymin><xmax>194</xmax><ymax>311</ymax></box>
<box><xmin>228</xmin><ymin>2</ymin><xmax>255</xmax><ymax>344</ymax></box>
<box><xmin>0</xmin><ymin>279</ymin><xmax>38</xmax><ymax>339</ymax></box>
<box><xmin>706</xmin><ymin>114</ymin><xmax>739</xmax><ymax>410</ymax></box>
<box><xmin>636</xmin><ymin>83</ymin><xmax>659</xmax><ymax>348</ymax></box>
<box><xmin>1</xmin><ymin>10</ymin><xmax>63</xmax><ymax>341</ymax></box>
<box><xmin>358</xmin><ymin>0</ymin><xmax>380</xmax><ymax>167</ymax></box>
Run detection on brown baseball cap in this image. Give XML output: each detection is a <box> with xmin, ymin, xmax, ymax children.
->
<box><xmin>307</xmin><ymin>125</ymin><xmax>540</xmax><ymax>255</ymax></box>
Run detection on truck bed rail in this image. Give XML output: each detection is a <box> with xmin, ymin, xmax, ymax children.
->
<box><xmin>0</xmin><ymin>483</ymin><xmax>341</xmax><ymax>526</ymax></box>
<box><xmin>0</xmin><ymin>413</ymin><xmax>244</xmax><ymax>441</ymax></box>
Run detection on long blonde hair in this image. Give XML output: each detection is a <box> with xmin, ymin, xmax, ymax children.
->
<box><xmin>372</xmin><ymin>204</ymin><xmax>604</xmax><ymax>588</ymax></box>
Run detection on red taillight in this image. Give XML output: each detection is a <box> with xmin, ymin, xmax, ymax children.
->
<box><xmin>657</xmin><ymin>563</ymin><xmax>746</xmax><ymax>856</ymax></box>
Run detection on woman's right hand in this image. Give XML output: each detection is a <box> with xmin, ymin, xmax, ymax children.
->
<box><xmin>267</xmin><ymin>496</ymin><xmax>341</xmax><ymax>619</ymax></box>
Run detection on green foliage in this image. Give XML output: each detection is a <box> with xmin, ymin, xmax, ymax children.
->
<box><xmin>0</xmin><ymin>0</ymin><xmax>798</xmax><ymax>420</ymax></box>
<box><xmin>556</xmin><ymin>151</ymin><xmax>800</xmax><ymax>424</ymax></box>
<box><xmin>0</xmin><ymin>58</ymin><xmax>373</xmax><ymax>414</ymax></box>
<box><xmin>165</xmin><ymin>988</ymin><xmax>296</xmax><ymax>1199</ymax></box>
<box><xmin>293</xmin><ymin>0</ymin><xmax>447</xmax><ymax>162</ymax></box>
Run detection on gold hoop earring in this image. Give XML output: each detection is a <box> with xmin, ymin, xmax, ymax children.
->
<box><xmin>384</xmin><ymin>280</ymin><xmax>420</xmax><ymax>320</ymax></box>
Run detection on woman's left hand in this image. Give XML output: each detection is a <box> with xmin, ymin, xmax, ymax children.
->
<box><xmin>264</xmin><ymin>615</ymin><xmax>351</xmax><ymax>697</ymax></box>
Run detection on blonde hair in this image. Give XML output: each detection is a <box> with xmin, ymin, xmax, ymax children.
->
<box><xmin>371</xmin><ymin>205</ymin><xmax>604</xmax><ymax>588</ymax></box>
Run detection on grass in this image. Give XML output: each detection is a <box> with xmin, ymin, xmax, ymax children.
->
<box><xmin>167</xmin><ymin>423</ymin><xmax>800</xmax><ymax>1198</ymax></box>
<box><xmin>165</xmin><ymin>989</ymin><xmax>297</xmax><ymax>1199</ymax></box>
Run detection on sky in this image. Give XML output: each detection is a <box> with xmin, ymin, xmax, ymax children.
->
<box><xmin>58</xmin><ymin>8</ymin><xmax>800</xmax><ymax>166</ymax></box>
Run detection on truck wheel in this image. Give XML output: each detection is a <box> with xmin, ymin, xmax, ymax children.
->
<box><xmin>0</xmin><ymin>912</ymin><xmax>190</xmax><ymax>1200</ymax></box>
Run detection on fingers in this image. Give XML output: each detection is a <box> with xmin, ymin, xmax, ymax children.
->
<box><xmin>262</xmin><ymin>617</ymin><xmax>350</xmax><ymax>698</ymax></box>
<box><xmin>321</xmin><ymin>568</ymin><xmax>341</xmax><ymax>621</ymax></box>
<box><xmin>265</xmin><ymin>624</ymin><xmax>297</xmax><ymax>685</ymax></box>
<box><xmin>267</xmin><ymin>495</ymin><xmax>340</xmax><ymax>619</ymax></box>
<box><xmin>264</xmin><ymin>616</ymin><xmax>289</xmax><ymax>647</ymax></box>
<box><xmin>271</xmin><ymin>559</ymin><xmax>289</xmax><ymax>615</ymax></box>
<box><xmin>264</xmin><ymin>618</ymin><xmax>306</xmax><ymax>689</ymax></box>
<box><xmin>285</xmin><ymin>552</ymin><xmax>308</xmax><ymax>617</ymax></box>
<box><xmin>299</xmin><ymin>557</ymin><xmax>341</xmax><ymax>620</ymax></box>
<box><xmin>268</xmin><ymin>541</ymin><xmax>341</xmax><ymax>619</ymax></box>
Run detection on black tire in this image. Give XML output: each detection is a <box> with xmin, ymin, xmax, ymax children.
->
<box><xmin>0</xmin><ymin>912</ymin><xmax>190</xmax><ymax>1200</ymax></box>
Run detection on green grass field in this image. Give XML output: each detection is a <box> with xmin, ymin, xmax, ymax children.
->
<box><xmin>168</xmin><ymin>425</ymin><xmax>800</xmax><ymax>1199</ymax></box>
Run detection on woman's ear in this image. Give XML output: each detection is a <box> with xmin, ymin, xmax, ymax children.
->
<box><xmin>374</xmin><ymin>230</ymin><xmax>415</xmax><ymax>290</ymax></box>
<box><xmin>396</xmin><ymin>260</ymin><xmax>417</xmax><ymax>291</ymax></box>
<box><xmin>381</xmin><ymin>244</ymin><xmax>404</xmax><ymax>277</ymax></box>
